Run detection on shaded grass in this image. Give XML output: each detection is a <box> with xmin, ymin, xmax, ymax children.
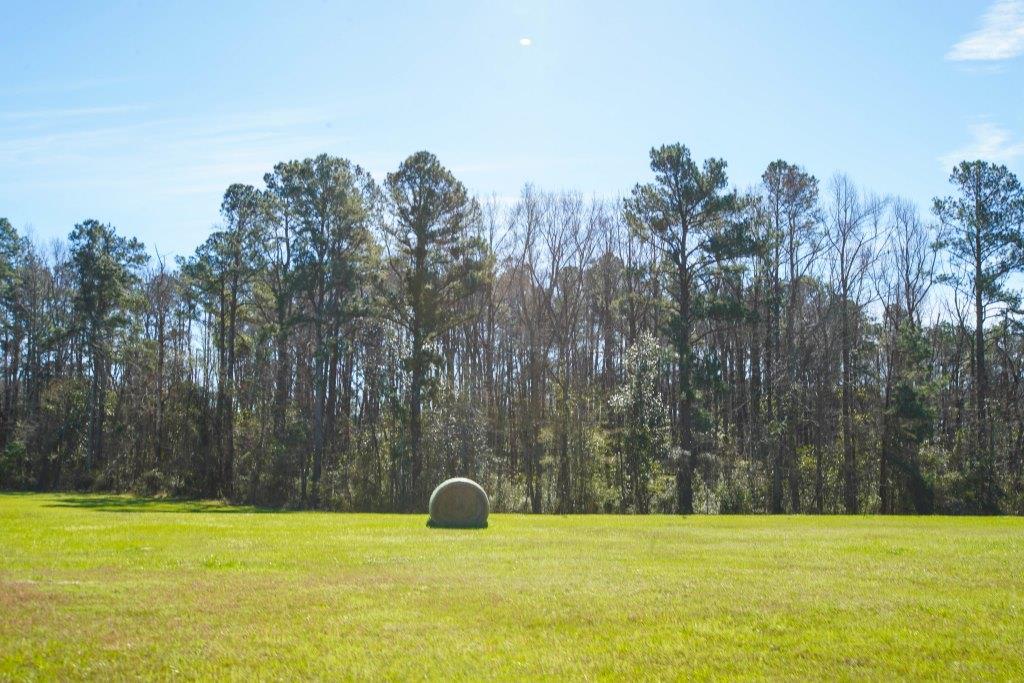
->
<box><xmin>45</xmin><ymin>495</ymin><xmax>281</xmax><ymax>514</ymax></box>
<box><xmin>1</xmin><ymin>493</ymin><xmax>1023</xmax><ymax>680</ymax></box>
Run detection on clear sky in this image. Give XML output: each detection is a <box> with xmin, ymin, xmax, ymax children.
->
<box><xmin>2</xmin><ymin>0</ymin><xmax>1023</xmax><ymax>257</ymax></box>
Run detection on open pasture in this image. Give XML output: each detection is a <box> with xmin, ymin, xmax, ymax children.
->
<box><xmin>1</xmin><ymin>494</ymin><xmax>1022</xmax><ymax>680</ymax></box>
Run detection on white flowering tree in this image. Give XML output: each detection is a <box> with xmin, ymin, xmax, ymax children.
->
<box><xmin>610</xmin><ymin>332</ymin><xmax>671</xmax><ymax>513</ymax></box>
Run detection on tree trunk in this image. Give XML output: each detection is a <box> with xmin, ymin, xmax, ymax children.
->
<box><xmin>409</xmin><ymin>325</ymin><xmax>424</xmax><ymax>512</ymax></box>
<box><xmin>273</xmin><ymin>326</ymin><xmax>289</xmax><ymax>441</ymax></box>
<box><xmin>841</xmin><ymin>300</ymin><xmax>858</xmax><ymax>514</ymax></box>
<box><xmin>87</xmin><ymin>348</ymin><xmax>105</xmax><ymax>474</ymax></box>
<box><xmin>223</xmin><ymin>278</ymin><xmax>238</xmax><ymax>499</ymax></box>
<box><xmin>676</xmin><ymin>243</ymin><xmax>695</xmax><ymax>514</ymax></box>
<box><xmin>973</xmin><ymin>226</ymin><xmax>992</xmax><ymax>511</ymax></box>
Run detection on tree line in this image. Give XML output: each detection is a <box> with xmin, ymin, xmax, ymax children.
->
<box><xmin>2</xmin><ymin>144</ymin><xmax>1023</xmax><ymax>514</ymax></box>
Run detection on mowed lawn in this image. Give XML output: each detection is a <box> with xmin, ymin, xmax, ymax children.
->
<box><xmin>1</xmin><ymin>494</ymin><xmax>1023</xmax><ymax>680</ymax></box>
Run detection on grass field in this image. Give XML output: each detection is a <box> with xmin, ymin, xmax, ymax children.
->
<box><xmin>1</xmin><ymin>494</ymin><xmax>1023</xmax><ymax>680</ymax></box>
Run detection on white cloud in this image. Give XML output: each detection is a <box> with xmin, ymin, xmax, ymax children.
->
<box><xmin>940</xmin><ymin>122</ymin><xmax>1024</xmax><ymax>169</ymax></box>
<box><xmin>0</xmin><ymin>105</ymin><xmax>150</xmax><ymax>124</ymax></box>
<box><xmin>2</xmin><ymin>76</ymin><xmax>134</xmax><ymax>97</ymax></box>
<box><xmin>947</xmin><ymin>0</ymin><xmax>1024</xmax><ymax>61</ymax></box>
<box><xmin>0</xmin><ymin>106</ymin><xmax>352</xmax><ymax>197</ymax></box>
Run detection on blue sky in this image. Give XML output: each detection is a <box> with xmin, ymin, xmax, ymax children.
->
<box><xmin>2</xmin><ymin>0</ymin><xmax>1023</xmax><ymax>257</ymax></box>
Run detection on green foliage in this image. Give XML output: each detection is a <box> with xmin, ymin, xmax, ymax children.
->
<box><xmin>933</xmin><ymin>160</ymin><xmax>1024</xmax><ymax>512</ymax></box>
<box><xmin>424</xmin><ymin>381</ymin><xmax>493</xmax><ymax>485</ymax></box>
<box><xmin>0</xmin><ymin>439</ymin><xmax>28</xmax><ymax>488</ymax></box>
<box><xmin>3</xmin><ymin>149</ymin><xmax>1024</xmax><ymax>518</ymax></box>
<box><xmin>382</xmin><ymin>151</ymin><xmax>488</xmax><ymax>349</ymax></box>
<box><xmin>69</xmin><ymin>219</ymin><xmax>147</xmax><ymax>350</ymax></box>
<box><xmin>382</xmin><ymin>151</ymin><xmax>489</xmax><ymax>507</ymax></box>
<box><xmin>934</xmin><ymin>161</ymin><xmax>1024</xmax><ymax>310</ymax></box>
<box><xmin>610</xmin><ymin>332</ymin><xmax>670</xmax><ymax>513</ymax></box>
<box><xmin>0</xmin><ymin>218</ymin><xmax>24</xmax><ymax>326</ymax></box>
<box><xmin>624</xmin><ymin>143</ymin><xmax>758</xmax><ymax>513</ymax></box>
<box><xmin>624</xmin><ymin>144</ymin><xmax>736</xmax><ymax>248</ymax></box>
<box><xmin>716</xmin><ymin>471</ymin><xmax>755</xmax><ymax>514</ymax></box>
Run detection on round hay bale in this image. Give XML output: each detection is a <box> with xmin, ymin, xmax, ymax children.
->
<box><xmin>428</xmin><ymin>478</ymin><xmax>489</xmax><ymax>528</ymax></box>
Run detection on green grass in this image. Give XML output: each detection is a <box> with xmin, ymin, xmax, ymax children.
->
<box><xmin>1</xmin><ymin>494</ymin><xmax>1022</xmax><ymax>680</ymax></box>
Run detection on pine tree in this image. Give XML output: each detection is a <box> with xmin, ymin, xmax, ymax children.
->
<box><xmin>934</xmin><ymin>161</ymin><xmax>1024</xmax><ymax>512</ymax></box>
<box><xmin>625</xmin><ymin>144</ymin><xmax>754</xmax><ymax>513</ymax></box>
<box><xmin>382</xmin><ymin>151</ymin><xmax>487</xmax><ymax>509</ymax></box>
<box><xmin>69</xmin><ymin>220</ymin><xmax>147</xmax><ymax>474</ymax></box>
